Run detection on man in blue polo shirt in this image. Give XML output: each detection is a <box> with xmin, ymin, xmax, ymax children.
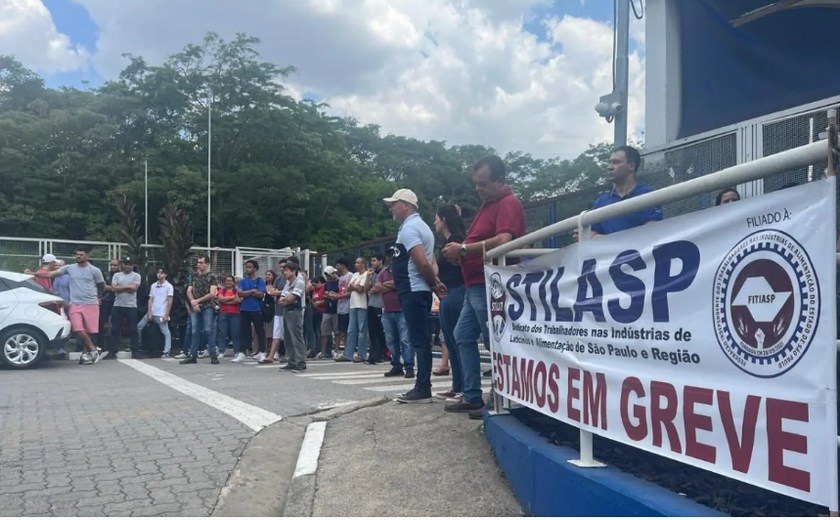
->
<box><xmin>589</xmin><ymin>145</ymin><xmax>663</xmax><ymax>236</ymax></box>
<box><xmin>235</xmin><ymin>259</ymin><xmax>266</xmax><ymax>363</ymax></box>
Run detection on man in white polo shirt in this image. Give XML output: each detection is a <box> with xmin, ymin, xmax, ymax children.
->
<box><xmin>137</xmin><ymin>268</ymin><xmax>174</xmax><ymax>357</ymax></box>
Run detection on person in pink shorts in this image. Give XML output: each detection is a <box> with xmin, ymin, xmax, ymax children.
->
<box><xmin>29</xmin><ymin>245</ymin><xmax>105</xmax><ymax>365</ymax></box>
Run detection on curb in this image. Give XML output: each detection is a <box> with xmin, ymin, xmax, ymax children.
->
<box><xmin>282</xmin><ymin>422</ymin><xmax>327</xmax><ymax>517</ymax></box>
<box><xmin>483</xmin><ymin>413</ymin><xmax>725</xmax><ymax>517</ymax></box>
<box><xmin>211</xmin><ymin>419</ymin><xmax>306</xmax><ymax>517</ymax></box>
<box><xmin>282</xmin><ymin>397</ymin><xmax>389</xmax><ymax>517</ymax></box>
<box><xmin>310</xmin><ymin>396</ymin><xmax>389</xmax><ymax>422</ymax></box>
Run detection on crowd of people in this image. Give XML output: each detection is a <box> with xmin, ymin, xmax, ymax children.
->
<box><xmin>29</xmin><ymin>146</ymin><xmax>747</xmax><ymax>419</ymax></box>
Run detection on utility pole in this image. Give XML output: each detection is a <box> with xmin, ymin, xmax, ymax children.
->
<box><xmin>144</xmin><ymin>158</ymin><xmax>149</xmax><ymax>244</ymax></box>
<box><xmin>594</xmin><ymin>0</ymin><xmax>631</xmax><ymax>147</ymax></box>
<box><xmin>207</xmin><ymin>92</ymin><xmax>212</xmax><ymax>255</ymax></box>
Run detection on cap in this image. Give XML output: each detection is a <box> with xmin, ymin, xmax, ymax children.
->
<box><xmin>323</xmin><ymin>266</ymin><xmax>336</xmax><ymax>275</ymax></box>
<box><xmin>383</xmin><ymin>188</ymin><xmax>419</xmax><ymax>208</ymax></box>
<box><xmin>121</xmin><ymin>256</ymin><xmax>134</xmax><ymax>264</ymax></box>
<box><xmin>42</xmin><ymin>254</ymin><xmax>57</xmax><ymax>263</ymax></box>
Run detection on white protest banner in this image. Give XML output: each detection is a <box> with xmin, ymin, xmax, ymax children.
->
<box><xmin>485</xmin><ymin>178</ymin><xmax>837</xmax><ymax>508</ymax></box>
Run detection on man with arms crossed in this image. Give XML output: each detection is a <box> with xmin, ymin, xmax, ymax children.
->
<box><xmin>29</xmin><ymin>246</ymin><xmax>105</xmax><ymax>365</ymax></box>
<box><xmin>384</xmin><ymin>189</ymin><xmax>442</xmax><ymax>404</ymax></box>
<box><xmin>138</xmin><ymin>268</ymin><xmax>174</xmax><ymax>357</ymax></box>
<box><xmin>236</xmin><ymin>259</ymin><xmax>266</xmax><ymax>363</ymax></box>
<box><xmin>107</xmin><ymin>257</ymin><xmax>142</xmax><ymax>360</ymax></box>
<box><xmin>442</xmin><ymin>155</ymin><xmax>526</xmax><ymax>416</ymax></box>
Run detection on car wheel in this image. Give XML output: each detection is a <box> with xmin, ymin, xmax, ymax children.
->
<box><xmin>0</xmin><ymin>327</ymin><xmax>47</xmax><ymax>369</ymax></box>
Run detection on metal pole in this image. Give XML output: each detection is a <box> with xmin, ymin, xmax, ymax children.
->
<box><xmin>144</xmin><ymin>158</ymin><xmax>149</xmax><ymax>244</ymax></box>
<box><xmin>614</xmin><ymin>0</ymin><xmax>630</xmax><ymax>147</ymax></box>
<box><xmin>207</xmin><ymin>93</ymin><xmax>212</xmax><ymax>255</ymax></box>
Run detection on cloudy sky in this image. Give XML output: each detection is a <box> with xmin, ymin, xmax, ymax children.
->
<box><xmin>2</xmin><ymin>0</ymin><xmax>646</xmax><ymax>159</ymax></box>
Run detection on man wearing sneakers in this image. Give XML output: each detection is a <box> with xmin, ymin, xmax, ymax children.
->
<box><xmin>137</xmin><ymin>268</ymin><xmax>174</xmax><ymax>357</ymax></box>
<box><xmin>384</xmin><ymin>189</ymin><xmax>441</xmax><ymax>404</ymax></box>
<box><xmin>236</xmin><ymin>259</ymin><xmax>266</xmax><ymax>363</ymax></box>
<box><xmin>181</xmin><ymin>255</ymin><xmax>219</xmax><ymax>365</ymax></box>
<box><xmin>29</xmin><ymin>245</ymin><xmax>105</xmax><ymax>365</ymax></box>
<box><xmin>278</xmin><ymin>260</ymin><xmax>307</xmax><ymax>373</ymax></box>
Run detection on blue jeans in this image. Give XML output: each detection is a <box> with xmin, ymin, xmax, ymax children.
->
<box><xmin>439</xmin><ymin>285</ymin><xmax>466</xmax><ymax>394</ymax></box>
<box><xmin>190</xmin><ymin>307</ymin><xmax>217</xmax><ymax>357</ymax></box>
<box><xmin>381</xmin><ymin>311</ymin><xmax>412</xmax><ymax>370</ymax></box>
<box><xmin>137</xmin><ymin>314</ymin><xmax>172</xmax><ymax>354</ymax></box>
<box><xmin>218</xmin><ymin>313</ymin><xmax>240</xmax><ymax>355</ymax></box>
<box><xmin>399</xmin><ymin>291</ymin><xmax>433</xmax><ymax>393</ymax></box>
<box><xmin>454</xmin><ymin>285</ymin><xmax>490</xmax><ymax>403</ymax></box>
<box><xmin>344</xmin><ymin>307</ymin><xmax>368</xmax><ymax>360</ymax></box>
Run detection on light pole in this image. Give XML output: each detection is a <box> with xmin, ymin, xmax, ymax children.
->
<box><xmin>206</xmin><ymin>92</ymin><xmax>212</xmax><ymax>255</ymax></box>
<box><xmin>144</xmin><ymin>157</ymin><xmax>149</xmax><ymax>244</ymax></box>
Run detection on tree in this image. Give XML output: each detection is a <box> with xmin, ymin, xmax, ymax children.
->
<box><xmin>0</xmin><ymin>35</ymin><xmax>626</xmax><ymax>253</ymax></box>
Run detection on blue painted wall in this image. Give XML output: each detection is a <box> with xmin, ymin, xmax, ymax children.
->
<box><xmin>680</xmin><ymin>1</ymin><xmax>840</xmax><ymax>138</ymax></box>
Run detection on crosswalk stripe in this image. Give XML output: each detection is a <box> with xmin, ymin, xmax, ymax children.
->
<box><xmin>296</xmin><ymin>370</ymin><xmax>380</xmax><ymax>377</ymax></box>
<box><xmin>335</xmin><ymin>377</ymin><xmax>397</xmax><ymax>385</ymax></box>
<box><xmin>364</xmin><ymin>383</ymin><xmax>492</xmax><ymax>393</ymax></box>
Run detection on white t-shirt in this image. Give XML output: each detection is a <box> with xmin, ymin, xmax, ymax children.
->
<box><xmin>349</xmin><ymin>272</ymin><xmax>369</xmax><ymax>309</ymax></box>
<box><xmin>149</xmin><ymin>281</ymin><xmax>174</xmax><ymax>317</ymax></box>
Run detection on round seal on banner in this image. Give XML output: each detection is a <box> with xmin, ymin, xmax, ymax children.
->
<box><xmin>712</xmin><ymin>229</ymin><xmax>820</xmax><ymax>378</ymax></box>
<box><xmin>489</xmin><ymin>272</ymin><xmax>507</xmax><ymax>343</ymax></box>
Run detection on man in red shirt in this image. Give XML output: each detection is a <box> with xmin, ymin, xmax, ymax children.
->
<box><xmin>441</xmin><ymin>155</ymin><xmax>526</xmax><ymax>416</ymax></box>
<box><xmin>34</xmin><ymin>254</ymin><xmax>57</xmax><ymax>292</ymax></box>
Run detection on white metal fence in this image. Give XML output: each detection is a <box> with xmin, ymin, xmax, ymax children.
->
<box><xmin>486</xmin><ymin>111</ymin><xmax>838</xmax><ymax>478</ymax></box>
<box><xmin>0</xmin><ymin>237</ymin><xmax>299</xmax><ymax>279</ymax></box>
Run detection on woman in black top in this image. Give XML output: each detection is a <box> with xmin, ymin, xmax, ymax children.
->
<box><xmin>434</xmin><ymin>204</ymin><xmax>467</xmax><ymax>401</ymax></box>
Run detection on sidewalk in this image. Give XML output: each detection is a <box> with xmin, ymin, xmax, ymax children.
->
<box><xmin>288</xmin><ymin>400</ymin><xmax>523</xmax><ymax>517</ymax></box>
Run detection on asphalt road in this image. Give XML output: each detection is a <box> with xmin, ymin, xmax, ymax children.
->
<box><xmin>0</xmin><ymin>355</ymin><xmax>491</xmax><ymax>517</ymax></box>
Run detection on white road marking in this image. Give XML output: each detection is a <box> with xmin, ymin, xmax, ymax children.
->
<box><xmin>297</xmin><ymin>370</ymin><xmax>382</xmax><ymax>378</ymax></box>
<box><xmin>293</xmin><ymin>421</ymin><xmax>327</xmax><ymax>478</ymax></box>
<box><xmin>335</xmin><ymin>377</ymin><xmax>403</xmax><ymax>385</ymax></box>
<box><xmin>118</xmin><ymin>359</ymin><xmax>282</xmax><ymax>432</ymax></box>
<box><xmin>309</xmin><ymin>373</ymin><xmax>389</xmax><ymax>380</ymax></box>
<box><xmin>365</xmin><ymin>383</ymin><xmax>492</xmax><ymax>393</ymax></box>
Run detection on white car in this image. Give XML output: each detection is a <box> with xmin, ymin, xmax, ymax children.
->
<box><xmin>0</xmin><ymin>270</ymin><xmax>71</xmax><ymax>369</ymax></box>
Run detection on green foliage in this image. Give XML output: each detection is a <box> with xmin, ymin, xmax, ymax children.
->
<box><xmin>159</xmin><ymin>205</ymin><xmax>195</xmax><ymax>333</ymax></box>
<box><xmin>0</xmin><ymin>32</ymin><xmax>622</xmax><ymax>251</ymax></box>
<box><xmin>114</xmin><ymin>194</ymin><xmax>147</xmax><ymax>275</ymax></box>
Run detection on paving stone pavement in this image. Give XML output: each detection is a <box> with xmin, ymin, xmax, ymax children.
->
<box><xmin>0</xmin><ymin>361</ymin><xmax>253</xmax><ymax>517</ymax></box>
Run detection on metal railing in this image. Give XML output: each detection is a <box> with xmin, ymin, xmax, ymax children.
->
<box><xmin>485</xmin><ymin>109</ymin><xmax>838</xmax><ymax>469</ymax></box>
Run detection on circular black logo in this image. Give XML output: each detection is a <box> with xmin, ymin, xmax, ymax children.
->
<box><xmin>712</xmin><ymin>230</ymin><xmax>820</xmax><ymax>378</ymax></box>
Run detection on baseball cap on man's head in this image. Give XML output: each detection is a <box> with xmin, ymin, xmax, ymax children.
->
<box><xmin>42</xmin><ymin>254</ymin><xmax>57</xmax><ymax>263</ymax></box>
<box><xmin>121</xmin><ymin>256</ymin><xmax>134</xmax><ymax>264</ymax></box>
<box><xmin>383</xmin><ymin>189</ymin><xmax>418</xmax><ymax>208</ymax></box>
<box><xmin>323</xmin><ymin>266</ymin><xmax>336</xmax><ymax>276</ymax></box>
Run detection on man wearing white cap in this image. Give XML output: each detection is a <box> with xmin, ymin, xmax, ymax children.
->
<box><xmin>383</xmin><ymin>189</ymin><xmax>442</xmax><ymax>404</ymax></box>
<box><xmin>34</xmin><ymin>254</ymin><xmax>57</xmax><ymax>293</ymax></box>
<box><xmin>319</xmin><ymin>266</ymin><xmax>340</xmax><ymax>358</ymax></box>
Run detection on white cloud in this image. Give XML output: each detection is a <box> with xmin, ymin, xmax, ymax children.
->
<box><xmin>68</xmin><ymin>0</ymin><xmax>645</xmax><ymax>158</ymax></box>
<box><xmin>0</xmin><ymin>0</ymin><xmax>89</xmax><ymax>73</ymax></box>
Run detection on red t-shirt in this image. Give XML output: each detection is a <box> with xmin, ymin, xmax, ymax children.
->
<box><xmin>461</xmin><ymin>186</ymin><xmax>527</xmax><ymax>287</ymax></box>
<box><xmin>219</xmin><ymin>288</ymin><xmax>239</xmax><ymax>314</ymax></box>
<box><xmin>35</xmin><ymin>268</ymin><xmax>53</xmax><ymax>292</ymax></box>
<box><xmin>312</xmin><ymin>286</ymin><xmax>326</xmax><ymax>313</ymax></box>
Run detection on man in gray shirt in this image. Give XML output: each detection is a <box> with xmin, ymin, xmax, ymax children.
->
<box><xmin>30</xmin><ymin>245</ymin><xmax>105</xmax><ymax>365</ymax></box>
<box><xmin>107</xmin><ymin>257</ymin><xmax>142</xmax><ymax>359</ymax></box>
<box><xmin>265</xmin><ymin>258</ymin><xmax>288</xmax><ymax>363</ymax></box>
<box><xmin>278</xmin><ymin>260</ymin><xmax>307</xmax><ymax>373</ymax></box>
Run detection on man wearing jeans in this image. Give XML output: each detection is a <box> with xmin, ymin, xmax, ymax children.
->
<box><xmin>384</xmin><ymin>189</ymin><xmax>440</xmax><ymax>404</ymax></box>
<box><xmin>442</xmin><ymin>155</ymin><xmax>526</xmax><ymax>416</ymax></box>
<box><xmin>138</xmin><ymin>268</ymin><xmax>174</xmax><ymax>356</ymax></box>
<box><xmin>372</xmin><ymin>248</ymin><xmax>413</xmax><ymax>378</ymax></box>
<box><xmin>181</xmin><ymin>255</ymin><xmax>219</xmax><ymax>365</ymax></box>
